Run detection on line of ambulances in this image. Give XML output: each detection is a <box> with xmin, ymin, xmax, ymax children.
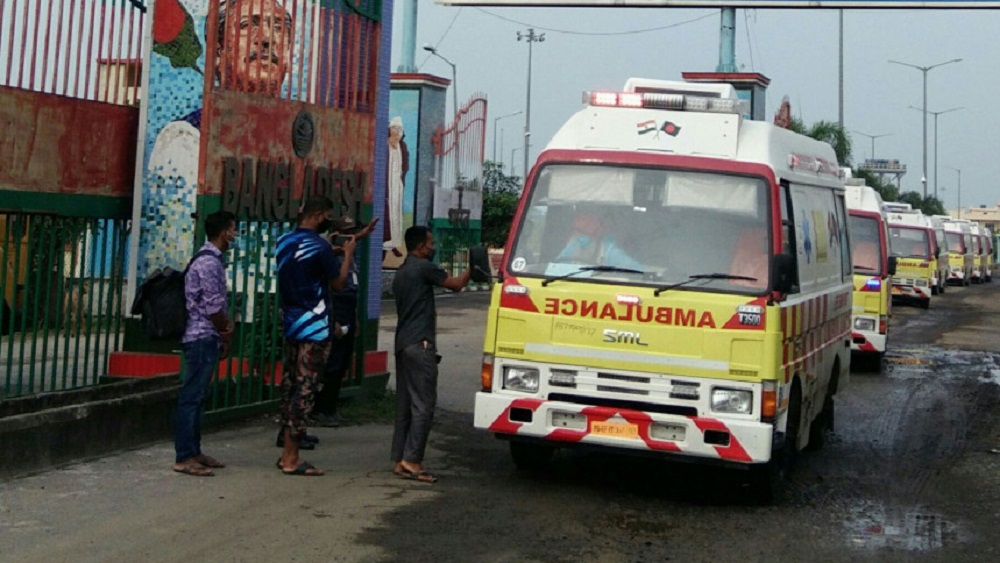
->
<box><xmin>883</xmin><ymin>208</ymin><xmax>993</xmax><ymax>311</ymax></box>
<box><xmin>475</xmin><ymin>78</ymin><xmax>853</xmax><ymax>502</ymax></box>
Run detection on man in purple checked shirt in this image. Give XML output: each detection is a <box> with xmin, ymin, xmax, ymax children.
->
<box><xmin>172</xmin><ymin>211</ymin><xmax>237</xmax><ymax>477</ymax></box>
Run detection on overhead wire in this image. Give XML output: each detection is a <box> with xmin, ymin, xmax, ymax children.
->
<box><xmin>743</xmin><ymin>9</ymin><xmax>755</xmax><ymax>71</ymax></box>
<box><xmin>417</xmin><ymin>7</ymin><xmax>464</xmax><ymax>71</ymax></box>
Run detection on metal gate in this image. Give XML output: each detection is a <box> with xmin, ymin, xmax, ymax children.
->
<box><xmin>431</xmin><ymin>94</ymin><xmax>487</xmax><ymax>275</ymax></box>
<box><xmin>1</xmin><ymin>0</ymin><xmax>145</xmax><ymax>399</ymax></box>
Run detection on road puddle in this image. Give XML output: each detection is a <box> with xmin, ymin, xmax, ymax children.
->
<box><xmin>884</xmin><ymin>347</ymin><xmax>1000</xmax><ymax>382</ymax></box>
<box><xmin>845</xmin><ymin>501</ymin><xmax>962</xmax><ymax>551</ymax></box>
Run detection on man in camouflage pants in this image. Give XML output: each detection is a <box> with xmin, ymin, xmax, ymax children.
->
<box><xmin>275</xmin><ymin>196</ymin><xmax>356</xmax><ymax>476</ymax></box>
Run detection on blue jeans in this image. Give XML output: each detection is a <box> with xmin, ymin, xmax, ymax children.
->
<box><xmin>175</xmin><ymin>337</ymin><xmax>219</xmax><ymax>463</ymax></box>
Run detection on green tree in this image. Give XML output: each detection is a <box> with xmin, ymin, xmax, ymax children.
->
<box><xmin>481</xmin><ymin>160</ymin><xmax>522</xmax><ymax>248</ymax></box>
<box><xmin>897</xmin><ymin>192</ymin><xmax>946</xmax><ymax>216</ymax></box>
<box><xmin>482</xmin><ymin>160</ymin><xmax>521</xmax><ymax>194</ymax></box>
<box><xmin>791</xmin><ymin>118</ymin><xmax>853</xmax><ymax>166</ymax></box>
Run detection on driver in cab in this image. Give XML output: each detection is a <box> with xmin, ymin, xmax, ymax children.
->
<box><xmin>556</xmin><ymin>211</ymin><xmax>644</xmax><ymax>271</ymax></box>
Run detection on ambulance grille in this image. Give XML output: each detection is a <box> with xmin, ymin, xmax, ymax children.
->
<box><xmin>549</xmin><ymin>394</ymin><xmax>698</xmax><ymax>417</ymax></box>
<box><xmin>596</xmin><ymin>372</ymin><xmax>650</xmax><ymax>396</ymax></box>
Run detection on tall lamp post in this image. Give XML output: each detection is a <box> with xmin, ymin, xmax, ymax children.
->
<box><xmin>908</xmin><ymin>105</ymin><xmax>963</xmax><ymax>200</ymax></box>
<box><xmin>946</xmin><ymin>166</ymin><xmax>962</xmax><ymax>217</ymax></box>
<box><xmin>423</xmin><ymin>45</ymin><xmax>463</xmax><ymax>219</ymax></box>
<box><xmin>517</xmin><ymin>28</ymin><xmax>545</xmax><ymax>183</ymax></box>
<box><xmin>888</xmin><ymin>58</ymin><xmax>962</xmax><ymax>198</ymax></box>
<box><xmin>853</xmin><ymin>131</ymin><xmax>892</xmax><ymax>161</ymax></box>
<box><xmin>510</xmin><ymin>147</ymin><xmax>520</xmax><ymax>178</ymax></box>
<box><xmin>493</xmin><ymin>110</ymin><xmax>522</xmax><ymax>163</ymax></box>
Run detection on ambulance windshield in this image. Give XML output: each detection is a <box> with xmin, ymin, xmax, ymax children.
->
<box><xmin>945</xmin><ymin>232</ymin><xmax>965</xmax><ymax>253</ymax></box>
<box><xmin>507</xmin><ymin>164</ymin><xmax>770</xmax><ymax>293</ymax></box>
<box><xmin>890</xmin><ymin>227</ymin><xmax>930</xmax><ymax>259</ymax></box>
<box><xmin>849</xmin><ymin>215</ymin><xmax>884</xmax><ymax>274</ymax></box>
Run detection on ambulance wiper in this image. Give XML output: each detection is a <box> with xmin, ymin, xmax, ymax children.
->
<box><xmin>541</xmin><ymin>265</ymin><xmax>645</xmax><ymax>287</ymax></box>
<box><xmin>653</xmin><ymin>273</ymin><xmax>757</xmax><ymax>297</ymax></box>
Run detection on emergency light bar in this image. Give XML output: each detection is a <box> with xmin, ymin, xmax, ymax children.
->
<box><xmin>584</xmin><ymin>91</ymin><xmax>747</xmax><ymax>115</ymax></box>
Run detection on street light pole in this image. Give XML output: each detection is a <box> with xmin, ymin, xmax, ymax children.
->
<box><xmin>518</xmin><ymin>29</ymin><xmax>545</xmax><ymax>184</ymax></box>
<box><xmin>888</xmin><ymin>58</ymin><xmax>962</xmax><ymax>198</ymax></box>
<box><xmin>908</xmin><ymin>105</ymin><xmax>962</xmax><ymax>200</ymax></box>
<box><xmin>853</xmin><ymin>131</ymin><xmax>892</xmax><ymax>161</ymax></box>
<box><xmin>511</xmin><ymin>147</ymin><xmax>520</xmax><ymax>177</ymax></box>
<box><xmin>492</xmin><ymin>110</ymin><xmax>522</xmax><ymax>163</ymax></box>
<box><xmin>423</xmin><ymin>45</ymin><xmax>462</xmax><ymax>211</ymax></box>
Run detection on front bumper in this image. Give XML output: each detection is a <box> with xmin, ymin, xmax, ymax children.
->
<box><xmin>474</xmin><ymin>393</ymin><xmax>774</xmax><ymax>464</ymax></box>
<box><xmin>850</xmin><ymin>330</ymin><xmax>887</xmax><ymax>353</ymax></box>
<box><xmin>891</xmin><ymin>280</ymin><xmax>931</xmax><ymax>301</ymax></box>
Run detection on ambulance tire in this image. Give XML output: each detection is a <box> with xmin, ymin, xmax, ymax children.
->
<box><xmin>920</xmin><ymin>299</ymin><xmax>930</xmax><ymax>310</ymax></box>
<box><xmin>749</xmin><ymin>385</ymin><xmax>801</xmax><ymax>504</ymax></box>
<box><xmin>509</xmin><ymin>441</ymin><xmax>554</xmax><ymax>472</ymax></box>
<box><xmin>807</xmin><ymin>394</ymin><xmax>834</xmax><ymax>451</ymax></box>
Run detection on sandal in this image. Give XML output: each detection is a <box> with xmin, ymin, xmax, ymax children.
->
<box><xmin>173</xmin><ymin>463</ymin><xmax>214</xmax><ymax>477</ymax></box>
<box><xmin>282</xmin><ymin>461</ymin><xmax>324</xmax><ymax>476</ymax></box>
<box><xmin>395</xmin><ymin>467</ymin><xmax>437</xmax><ymax>484</ymax></box>
<box><xmin>195</xmin><ymin>454</ymin><xmax>225</xmax><ymax>468</ymax></box>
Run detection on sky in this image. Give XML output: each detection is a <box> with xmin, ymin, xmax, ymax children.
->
<box><xmin>391</xmin><ymin>2</ymin><xmax>1000</xmax><ymax>210</ymax></box>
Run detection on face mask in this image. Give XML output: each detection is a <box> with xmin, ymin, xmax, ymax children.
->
<box><xmin>317</xmin><ymin>219</ymin><xmax>333</xmax><ymax>234</ymax></box>
<box><xmin>226</xmin><ymin>231</ymin><xmax>240</xmax><ymax>253</ymax></box>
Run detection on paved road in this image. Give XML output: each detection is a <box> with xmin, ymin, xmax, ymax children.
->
<box><xmin>3</xmin><ymin>286</ymin><xmax>1000</xmax><ymax>562</ymax></box>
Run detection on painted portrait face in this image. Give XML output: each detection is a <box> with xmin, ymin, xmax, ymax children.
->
<box><xmin>388</xmin><ymin>125</ymin><xmax>403</xmax><ymax>147</ymax></box>
<box><xmin>218</xmin><ymin>0</ymin><xmax>293</xmax><ymax>95</ymax></box>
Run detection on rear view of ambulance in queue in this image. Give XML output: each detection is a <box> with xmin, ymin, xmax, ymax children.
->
<box><xmin>942</xmin><ymin>218</ymin><xmax>974</xmax><ymax>285</ymax></box>
<box><xmin>845</xmin><ymin>180</ymin><xmax>893</xmax><ymax>357</ymax></box>
<box><xmin>475</xmin><ymin>78</ymin><xmax>853</xmax><ymax>502</ymax></box>
<box><xmin>887</xmin><ymin>209</ymin><xmax>936</xmax><ymax>308</ymax></box>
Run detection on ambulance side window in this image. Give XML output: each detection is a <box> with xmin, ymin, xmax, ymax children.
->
<box><xmin>780</xmin><ymin>183</ymin><xmax>799</xmax><ymax>292</ymax></box>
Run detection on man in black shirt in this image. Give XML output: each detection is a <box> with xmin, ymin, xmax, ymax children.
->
<box><xmin>391</xmin><ymin>225</ymin><xmax>470</xmax><ymax>483</ymax></box>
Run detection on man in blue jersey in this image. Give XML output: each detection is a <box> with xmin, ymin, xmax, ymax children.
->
<box><xmin>275</xmin><ymin>196</ymin><xmax>356</xmax><ymax>476</ymax></box>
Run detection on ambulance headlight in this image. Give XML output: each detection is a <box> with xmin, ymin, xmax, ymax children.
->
<box><xmin>711</xmin><ymin>388</ymin><xmax>753</xmax><ymax>414</ymax></box>
<box><xmin>503</xmin><ymin>367</ymin><xmax>540</xmax><ymax>393</ymax></box>
<box><xmin>853</xmin><ymin>317</ymin><xmax>877</xmax><ymax>332</ymax></box>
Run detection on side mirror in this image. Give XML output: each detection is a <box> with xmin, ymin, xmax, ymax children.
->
<box><xmin>771</xmin><ymin>253</ymin><xmax>796</xmax><ymax>294</ymax></box>
<box><xmin>887</xmin><ymin>256</ymin><xmax>898</xmax><ymax>277</ymax></box>
<box><xmin>934</xmin><ymin>247</ymin><xmax>940</xmax><ymax>259</ymax></box>
<box><xmin>469</xmin><ymin>246</ymin><xmax>499</xmax><ymax>283</ymax></box>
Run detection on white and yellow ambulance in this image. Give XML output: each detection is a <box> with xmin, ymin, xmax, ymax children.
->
<box><xmin>887</xmin><ymin>209</ymin><xmax>937</xmax><ymax>308</ymax></box>
<box><xmin>475</xmin><ymin>79</ymin><xmax>852</xmax><ymax>501</ymax></box>
<box><xmin>942</xmin><ymin>218</ymin><xmax>975</xmax><ymax>285</ymax></box>
<box><xmin>927</xmin><ymin>215</ymin><xmax>950</xmax><ymax>294</ymax></box>
<box><xmin>982</xmin><ymin>227</ymin><xmax>994</xmax><ymax>283</ymax></box>
<box><xmin>845</xmin><ymin>181</ymin><xmax>892</xmax><ymax>356</ymax></box>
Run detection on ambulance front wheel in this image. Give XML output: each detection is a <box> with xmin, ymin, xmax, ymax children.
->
<box><xmin>509</xmin><ymin>440</ymin><xmax>554</xmax><ymax>472</ymax></box>
<box><xmin>749</xmin><ymin>387</ymin><xmax>801</xmax><ymax>503</ymax></box>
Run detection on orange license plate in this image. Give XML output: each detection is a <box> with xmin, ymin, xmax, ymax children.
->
<box><xmin>591</xmin><ymin>421</ymin><xmax>639</xmax><ymax>439</ymax></box>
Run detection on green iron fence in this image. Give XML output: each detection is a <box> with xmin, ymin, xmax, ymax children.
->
<box><xmin>1</xmin><ymin>213</ymin><xmax>130</xmax><ymax>399</ymax></box>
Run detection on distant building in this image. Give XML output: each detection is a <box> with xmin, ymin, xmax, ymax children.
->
<box><xmin>948</xmin><ymin>205</ymin><xmax>1000</xmax><ymax>232</ymax></box>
